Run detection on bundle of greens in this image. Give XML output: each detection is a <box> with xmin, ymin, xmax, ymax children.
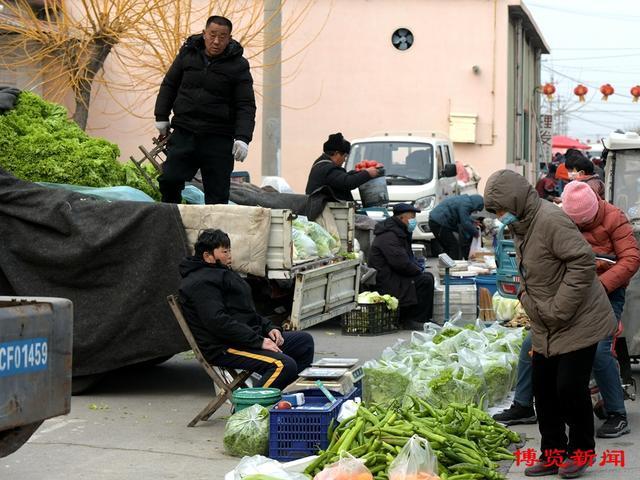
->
<box><xmin>0</xmin><ymin>92</ymin><xmax>159</xmax><ymax>199</ymax></box>
<box><xmin>223</xmin><ymin>404</ymin><xmax>270</xmax><ymax>457</ymax></box>
<box><xmin>358</xmin><ymin>291</ymin><xmax>399</xmax><ymax>311</ymax></box>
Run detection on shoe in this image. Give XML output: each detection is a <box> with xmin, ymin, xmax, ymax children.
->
<box><xmin>559</xmin><ymin>458</ymin><xmax>589</xmax><ymax>479</ymax></box>
<box><xmin>493</xmin><ymin>402</ymin><xmax>537</xmax><ymax>425</ymax></box>
<box><xmin>596</xmin><ymin>413</ymin><xmax>630</xmax><ymax>438</ymax></box>
<box><xmin>524</xmin><ymin>460</ymin><xmax>559</xmax><ymax>477</ymax></box>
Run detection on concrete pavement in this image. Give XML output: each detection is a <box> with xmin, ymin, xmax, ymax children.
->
<box><xmin>3</xmin><ymin>322</ymin><xmax>639</xmax><ymax>480</ymax></box>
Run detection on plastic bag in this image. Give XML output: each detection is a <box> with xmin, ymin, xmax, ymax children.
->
<box><xmin>292</xmin><ymin>228</ymin><xmax>318</xmax><ymax>260</ymax></box>
<box><xmin>389</xmin><ymin>435</ymin><xmax>440</xmax><ymax>480</ymax></box>
<box><xmin>363</xmin><ymin>359</ymin><xmax>411</xmax><ymax>405</ymax></box>
<box><xmin>293</xmin><ymin>216</ymin><xmax>339</xmax><ymax>257</ymax></box>
<box><xmin>223</xmin><ymin>404</ymin><xmax>270</xmax><ymax>457</ymax></box>
<box><xmin>337</xmin><ymin>398</ymin><xmax>361</xmax><ymax>423</ymax></box>
<box><xmin>468</xmin><ymin>228</ymin><xmax>482</xmax><ymax>258</ymax></box>
<box><xmin>231</xmin><ymin>455</ymin><xmax>308</xmax><ymax>480</ymax></box>
<box><xmin>492</xmin><ymin>292</ymin><xmax>520</xmax><ymax>321</ymax></box>
<box><xmin>313</xmin><ymin>453</ymin><xmax>373</xmax><ymax>480</ymax></box>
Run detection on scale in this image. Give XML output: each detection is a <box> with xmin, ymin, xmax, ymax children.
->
<box><xmin>284</xmin><ymin>358</ymin><xmax>364</xmax><ymax>395</ymax></box>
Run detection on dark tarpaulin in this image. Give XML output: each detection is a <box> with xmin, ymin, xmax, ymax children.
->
<box><xmin>229</xmin><ymin>182</ymin><xmax>339</xmax><ymax>221</ymax></box>
<box><xmin>0</xmin><ymin>170</ymin><xmax>190</xmax><ymax>376</ymax></box>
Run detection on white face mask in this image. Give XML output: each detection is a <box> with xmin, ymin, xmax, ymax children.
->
<box><xmin>568</xmin><ymin>171</ymin><xmax>579</xmax><ymax>180</ymax></box>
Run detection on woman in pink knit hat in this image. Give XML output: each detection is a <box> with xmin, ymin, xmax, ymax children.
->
<box><xmin>562</xmin><ymin>180</ymin><xmax>640</xmax><ymax>438</ymax></box>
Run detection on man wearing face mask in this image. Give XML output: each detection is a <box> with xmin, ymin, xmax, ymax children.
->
<box><xmin>178</xmin><ymin>229</ymin><xmax>315</xmax><ymax>390</ymax></box>
<box><xmin>368</xmin><ymin>204</ymin><xmax>434</xmax><ymax>330</ymax></box>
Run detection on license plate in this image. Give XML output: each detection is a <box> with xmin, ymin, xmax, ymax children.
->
<box><xmin>0</xmin><ymin>338</ymin><xmax>49</xmax><ymax>377</ymax></box>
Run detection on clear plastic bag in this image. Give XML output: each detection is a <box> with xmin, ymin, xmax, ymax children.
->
<box><xmin>363</xmin><ymin>359</ymin><xmax>411</xmax><ymax>405</ymax></box>
<box><xmin>231</xmin><ymin>455</ymin><xmax>308</xmax><ymax>480</ymax></box>
<box><xmin>293</xmin><ymin>216</ymin><xmax>339</xmax><ymax>257</ymax></box>
<box><xmin>389</xmin><ymin>435</ymin><xmax>440</xmax><ymax>480</ymax></box>
<box><xmin>292</xmin><ymin>228</ymin><xmax>318</xmax><ymax>260</ymax></box>
<box><xmin>313</xmin><ymin>453</ymin><xmax>373</xmax><ymax>480</ymax></box>
<box><xmin>223</xmin><ymin>404</ymin><xmax>270</xmax><ymax>457</ymax></box>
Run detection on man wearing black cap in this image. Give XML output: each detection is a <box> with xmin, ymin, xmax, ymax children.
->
<box><xmin>368</xmin><ymin>203</ymin><xmax>434</xmax><ymax>330</ymax></box>
<box><xmin>305</xmin><ymin>132</ymin><xmax>380</xmax><ymax>201</ymax></box>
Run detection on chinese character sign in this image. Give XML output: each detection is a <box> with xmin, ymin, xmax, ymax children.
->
<box><xmin>539</xmin><ymin>114</ymin><xmax>553</xmax><ymax>164</ymax></box>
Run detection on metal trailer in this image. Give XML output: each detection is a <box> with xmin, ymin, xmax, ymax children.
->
<box><xmin>0</xmin><ymin>297</ymin><xmax>73</xmax><ymax>458</ymax></box>
<box><xmin>265</xmin><ymin>203</ymin><xmax>360</xmax><ymax>331</ymax></box>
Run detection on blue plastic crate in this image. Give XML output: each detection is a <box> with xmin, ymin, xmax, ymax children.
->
<box><xmin>291</xmin><ymin>388</ymin><xmax>356</xmax><ymax>404</ymax></box>
<box><xmin>268</xmin><ymin>396</ymin><xmax>344</xmax><ymax>461</ymax></box>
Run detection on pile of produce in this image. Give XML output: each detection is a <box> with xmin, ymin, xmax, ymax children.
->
<box><xmin>0</xmin><ymin>92</ymin><xmax>159</xmax><ymax>199</ymax></box>
<box><xmin>358</xmin><ymin>291</ymin><xmax>399</xmax><ymax>311</ymax></box>
<box><xmin>223</xmin><ymin>404</ymin><xmax>270</xmax><ymax>457</ymax></box>
<box><xmin>292</xmin><ymin>216</ymin><xmax>340</xmax><ymax>260</ymax></box>
<box><xmin>355</xmin><ymin>160</ymin><xmax>384</xmax><ymax>171</ymax></box>
<box><xmin>363</xmin><ymin>322</ymin><xmax>525</xmax><ymax>408</ymax></box>
<box><xmin>305</xmin><ymin>398</ymin><xmax>521</xmax><ymax>480</ymax></box>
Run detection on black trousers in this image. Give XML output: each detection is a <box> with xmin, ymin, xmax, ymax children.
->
<box><xmin>532</xmin><ymin>343</ymin><xmax>598</xmax><ymax>457</ymax></box>
<box><xmin>158</xmin><ymin>127</ymin><xmax>234</xmax><ymax>205</ymax></box>
<box><xmin>211</xmin><ymin>331</ymin><xmax>315</xmax><ymax>390</ymax></box>
<box><xmin>399</xmin><ymin>272</ymin><xmax>434</xmax><ymax>324</ymax></box>
<box><xmin>428</xmin><ymin>220</ymin><xmax>470</xmax><ymax>260</ymax></box>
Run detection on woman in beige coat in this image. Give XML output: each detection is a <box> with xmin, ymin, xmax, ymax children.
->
<box><xmin>484</xmin><ymin>170</ymin><xmax>616</xmax><ymax>479</ymax></box>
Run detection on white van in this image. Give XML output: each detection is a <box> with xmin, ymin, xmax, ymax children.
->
<box><xmin>346</xmin><ymin>132</ymin><xmax>475</xmax><ymax>243</ymax></box>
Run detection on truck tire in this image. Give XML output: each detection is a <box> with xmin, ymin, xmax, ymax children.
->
<box><xmin>0</xmin><ymin>421</ymin><xmax>43</xmax><ymax>458</ymax></box>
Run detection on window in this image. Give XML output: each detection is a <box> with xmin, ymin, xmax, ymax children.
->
<box><xmin>436</xmin><ymin>146</ymin><xmax>444</xmax><ymax>173</ymax></box>
<box><xmin>348</xmin><ymin>142</ymin><xmax>434</xmax><ymax>184</ymax></box>
<box><xmin>443</xmin><ymin>145</ymin><xmax>452</xmax><ymax>164</ymax></box>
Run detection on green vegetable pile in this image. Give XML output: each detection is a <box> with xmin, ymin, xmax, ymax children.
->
<box><xmin>223</xmin><ymin>404</ymin><xmax>270</xmax><ymax>457</ymax></box>
<box><xmin>0</xmin><ymin>92</ymin><xmax>159</xmax><ymax>199</ymax></box>
<box><xmin>304</xmin><ymin>398</ymin><xmax>521</xmax><ymax>480</ymax></box>
<box><xmin>358</xmin><ymin>291</ymin><xmax>399</xmax><ymax>311</ymax></box>
<box><xmin>293</xmin><ymin>216</ymin><xmax>340</xmax><ymax>258</ymax></box>
<box><xmin>363</xmin><ymin>321</ymin><xmax>525</xmax><ymax>408</ymax></box>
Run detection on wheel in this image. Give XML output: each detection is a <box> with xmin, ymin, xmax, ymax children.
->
<box><xmin>0</xmin><ymin>421</ymin><xmax>43</xmax><ymax>458</ymax></box>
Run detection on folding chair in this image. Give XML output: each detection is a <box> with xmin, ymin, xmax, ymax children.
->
<box><xmin>167</xmin><ymin>295</ymin><xmax>251</xmax><ymax>427</ymax></box>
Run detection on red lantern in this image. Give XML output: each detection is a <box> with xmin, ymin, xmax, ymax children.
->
<box><xmin>600</xmin><ymin>83</ymin><xmax>614</xmax><ymax>101</ymax></box>
<box><xmin>574</xmin><ymin>84</ymin><xmax>588</xmax><ymax>102</ymax></box>
<box><xmin>631</xmin><ymin>85</ymin><xmax>640</xmax><ymax>103</ymax></box>
<box><xmin>541</xmin><ymin>82</ymin><xmax>556</xmax><ymax>100</ymax></box>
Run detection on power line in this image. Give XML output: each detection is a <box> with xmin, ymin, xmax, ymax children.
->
<box><xmin>528</xmin><ymin>3</ymin><xmax>640</xmax><ymax>22</ymax></box>
<box><xmin>542</xmin><ymin>53</ymin><xmax>640</xmax><ymax>61</ymax></box>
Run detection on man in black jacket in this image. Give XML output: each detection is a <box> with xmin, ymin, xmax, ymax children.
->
<box><xmin>154</xmin><ymin>15</ymin><xmax>256</xmax><ymax>205</ymax></box>
<box><xmin>305</xmin><ymin>132</ymin><xmax>379</xmax><ymax>201</ymax></box>
<box><xmin>368</xmin><ymin>204</ymin><xmax>434</xmax><ymax>330</ymax></box>
<box><xmin>179</xmin><ymin>229</ymin><xmax>314</xmax><ymax>390</ymax></box>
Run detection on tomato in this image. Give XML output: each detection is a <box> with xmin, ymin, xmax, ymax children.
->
<box><xmin>276</xmin><ymin>400</ymin><xmax>292</xmax><ymax>410</ymax></box>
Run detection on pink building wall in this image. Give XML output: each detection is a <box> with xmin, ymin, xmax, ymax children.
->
<box><xmin>84</xmin><ymin>0</ymin><xmax>542</xmax><ymax>193</ymax></box>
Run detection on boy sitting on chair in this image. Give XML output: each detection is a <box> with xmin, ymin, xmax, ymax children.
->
<box><xmin>179</xmin><ymin>229</ymin><xmax>315</xmax><ymax>390</ymax></box>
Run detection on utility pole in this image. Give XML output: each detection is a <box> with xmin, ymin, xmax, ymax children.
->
<box><xmin>261</xmin><ymin>0</ymin><xmax>282</xmax><ymax>178</ymax></box>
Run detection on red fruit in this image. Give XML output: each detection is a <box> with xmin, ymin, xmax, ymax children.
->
<box><xmin>276</xmin><ymin>400</ymin><xmax>292</xmax><ymax>410</ymax></box>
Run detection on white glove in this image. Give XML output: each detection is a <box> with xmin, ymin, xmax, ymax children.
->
<box><xmin>155</xmin><ymin>121</ymin><xmax>170</xmax><ymax>136</ymax></box>
<box><xmin>232</xmin><ymin>140</ymin><xmax>249</xmax><ymax>162</ymax></box>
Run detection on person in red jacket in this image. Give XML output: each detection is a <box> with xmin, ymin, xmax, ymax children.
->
<box><xmin>562</xmin><ymin>181</ymin><xmax>640</xmax><ymax>438</ymax></box>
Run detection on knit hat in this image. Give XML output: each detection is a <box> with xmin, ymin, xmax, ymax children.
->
<box><xmin>323</xmin><ymin>132</ymin><xmax>351</xmax><ymax>154</ymax></box>
<box><xmin>561</xmin><ymin>181</ymin><xmax>599</xmax><ymax>225</ymax></box>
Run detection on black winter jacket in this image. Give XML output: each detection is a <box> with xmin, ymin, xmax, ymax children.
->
<box><xmin>305</xmin><ymin>154</ymin><xmax>371</xmax><ymax>201</ymax></box>
<box><xmin>368</xmin><ymin>217</ymin><xmax>422</xmax><ymax>307</ymax></box>
<box><xmin>154</xmin><ymin>35</ymin><xmax>256</xmax><ymax>143</ymax></box>
<box><xmin>178</xmin><ymin>257</ymin><xmax>276</xmax><ymax>361</ymax></box>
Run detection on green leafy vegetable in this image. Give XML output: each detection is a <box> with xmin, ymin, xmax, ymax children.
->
<box><xmin>223</xmin><ymin>404</ymin><xmax>270</xmax><ymax>457</ymax></box>
<box><xmin>0</xmin><ymin>92</ymin><xmax>159</xmax><ymax>199</ymax></box>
